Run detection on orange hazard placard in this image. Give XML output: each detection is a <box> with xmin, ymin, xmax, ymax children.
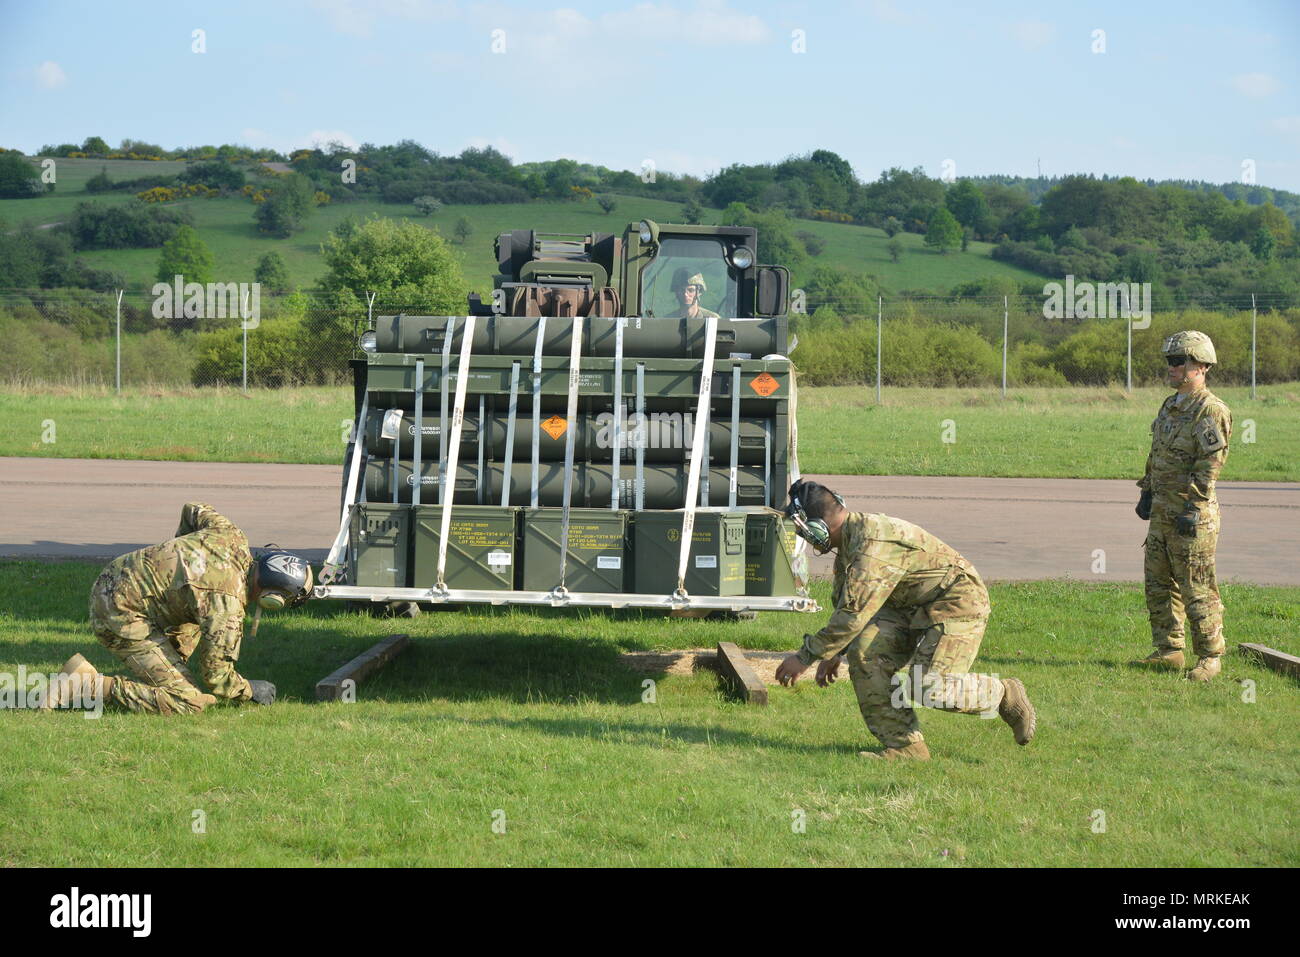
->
<box><xmin>749</xmin><ymin>372</ymin><xmax>780</xmax><ymax>397</ymax></box>
<box><xmin>541</xmin><ymin>415</ymin><xmax>568</xmax><ymax>440</ymax></box>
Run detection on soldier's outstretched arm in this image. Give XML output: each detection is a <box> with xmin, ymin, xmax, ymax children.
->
<box><xmin>176</xmin><ymin>502</ymin><xmax>240</xmax><ymax>537</ymax></box>
<box><xmin>195</xmin><ymin>593</ymin><xmax>254</xmax><ymax>702</ymax></box>
<box><xmin>795</xmin><ymin>557</ymin><xmax>904</xmax><ymax>665</ymax></box>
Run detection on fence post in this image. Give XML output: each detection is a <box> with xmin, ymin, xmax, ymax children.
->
<box><xmin>367</xmin><ymin>291</ymin><xmax>377</xmax><ymax>330</ymax></box>
<box><xmin>1002</xmin><ymin>295</ymin><xmax>1008</xmax><ymax>399</ymax></box>
<box><xmin>876</xmin><ymin>294</ymin><xmax>882</xmax><ymax>404</ymax></box>
<box><xmin>1251</xmin><ymin>293</ymin><xmax>1257</xmax><ymax>400</ymax></box>
<box><xmin>241</xmin><ymin>288</ymin><xmax>249</xmax><ymax>392</ymax></box>
<box><xmin>115</xmin><ymin>289</ymin><xmax>123</xmax><ymax>393</ymax></box>
<box><xmin>1126</xmin><ymin>309</ymin><xmax>1132</xmax><ymax>393</ymax></box>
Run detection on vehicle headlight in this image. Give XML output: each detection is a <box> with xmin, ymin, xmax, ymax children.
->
<box><xmin>638</xmin><ymin>219</ymin><xmax>658</xmax><ymax>245</ymax></box>
<box><xmin>730</xmin><ymin>246</ymin><xmax>754</xmax><ymax>269</ymax></box>
<box><xmin>359</xmin><ymin>330</ymin><xmax>377</xmax><ymax>353</ymax></box>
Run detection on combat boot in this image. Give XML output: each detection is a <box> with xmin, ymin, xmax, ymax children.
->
<box><xmin>41</xmin><ymin>654</ymin><xmax>105</xmax><ymax>710</ymax></box>
<box><xmin>1187</xmin><ymin>656</ymin><xmax>1222</xmax><ymax>682</ymax></box>
<box><xmin>998</xmin><ymin>678</ymin><xmax>1036</xmax><ymax>746</ymax></box>
<box><xmin>1132</xmin><ymin>649</ymin><xmax>1185</xmax><ymax>670</ymax></box>
<box><xmin>859</xmin><ymin>741</ymin><xmax>931</xmax><ymax>761</ymax></box>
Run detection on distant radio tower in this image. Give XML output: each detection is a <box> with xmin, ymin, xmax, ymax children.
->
<box><xmin>1037</xmin><ymin>158</ymin><xmax>1042</xmax><ymax>179</ymax></box>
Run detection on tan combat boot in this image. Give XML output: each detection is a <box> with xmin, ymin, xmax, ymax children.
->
<box><xmin>1187</xmin><ymin>656</ymin><xmax>1222</xmax><ymax>682</ymax></box>
<box><xmin>860</xmin><ymin>741</ymin><xmax>931</xmax><ymax>761</ymax></box>
<box><xmin>998</xmin><ymin>678</ymin><xmax>1037</xmax><ymax>746</ymax></box>
<box><xmin>1132</xmin><ymin>649</ymin><xmax>1185</xmax><ymax>670</ymax></box>
<box><xmin>41</xmin><ymin>654</ymin><xmax>103</xmax><ymax>709</ymax></box>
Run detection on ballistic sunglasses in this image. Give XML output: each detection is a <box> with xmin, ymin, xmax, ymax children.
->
<box><xmin>1166</xmin><ymin>355</ymin><xmax>1188</xmax><ymax>367</ymax></box>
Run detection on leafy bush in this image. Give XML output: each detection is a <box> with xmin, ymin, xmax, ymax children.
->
<box><xmin>64</xmin><ymin>201</ymin><xmax>192</xmax><ymax>250</ymax></box>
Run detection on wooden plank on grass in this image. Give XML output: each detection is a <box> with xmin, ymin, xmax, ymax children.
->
<box><xmin>716</xmin><ymin>641</ymin><xmax>768</xmax><ymax>706</ymax></box>
<box><xmin>1239</xmin><ymin>642</ymin><xmax>1300</xmax><ymax>679</ymax></box>
<box><xmin>316</xmin><ymin>634</ymin><xmax>411</xmax><ymax>701</ymax></box>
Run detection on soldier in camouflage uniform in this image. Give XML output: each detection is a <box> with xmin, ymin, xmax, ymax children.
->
<box><xmin>775</xmin><ymin>481</ymin><xmax>1036</xmax><ymax>760</ymax></box>
<box><xmin>1133</xmin><ymin>331</ymin><xmax>1232</xmax><ymax>682</ymax></box>
<box><xmin>671</xmin><ymin>268</ymin><xmax>720</xmax><ymax>320</ymax></box>
<box><xmin>45</xmin><ymin>503</ymin><xmax>311</xmax><ymax>714</ymax></box>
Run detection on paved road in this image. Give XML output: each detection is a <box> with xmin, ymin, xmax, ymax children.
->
<box><xmin>2</xmin><ymin>457</ymin><xmax>1297</xmax><ymax>585</ymax></box>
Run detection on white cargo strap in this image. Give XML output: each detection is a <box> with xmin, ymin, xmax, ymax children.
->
<box><xmin>412</xmin><ymin>358</ymin><xmax>424</xmax><ymax>507</ymax></box>
<box><xmin>530</xmin><ymin>317</ymin><xmax>547</xmax><ymax>508</ymax></box>
<box><xmin>500</xmin><ymin>360</ymin><xmax>521</xmax><ymax>506</ymax></box>
<box><xmin>635</xmin><ymin>362</ymin><xmax>646</xmax><ymax>510</ymax></box>
<box><xmin>435</xmin><ymin>316</ymin><xmax>476</xmax><ymax>589</ymax></box>
<box><xmin>728</xmin><ymin>364</ymin><xmax>741</xmax><ymax>509</ymax></box>
<box><xmin>786</xmin><ymin>363</ymin><xmax>810</xmax><ymax>587</ymax></box>
<box><xmin>321</xmin><ymin>391</ymin><xmax>369</xmax><ymax>582</ymax></box>
<box><xmin>675</xmin><ymin>314</ymin><xmax>718</xmax><ymax>596</ymax></box>
<box><xmin>437</xmin><ymin>316</ymin><xmax>456</xmax><ymax>505</ymax></box>
<box><xmin>556</xmin><ymin>316</ymin><xmax>584</xmax><ymax>589</ymax></box>
<box><xmin>611</xmin><ymin>317</ymin><xmax>624</xmax><ymax>510</ymax></box>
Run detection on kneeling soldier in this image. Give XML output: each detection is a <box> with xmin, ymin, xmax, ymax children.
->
<box><xmin>774</xmin><ymin>481</ymin><xmax>1036</xmax><ymax>760</ymax></box>
<box><xmin>45</xmin><ymin>502</ymin><xmax>311</xmax><ymax>714</ymax></box>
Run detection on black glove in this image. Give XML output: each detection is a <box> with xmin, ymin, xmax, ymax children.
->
<box><xmin>1175</xmin><ymin>510</ymin><xmax>1198</xmax><ymax>536</ymax></box>
<box><xmin>248</xmin><ymin>680</ymin><xmax>277</xmax><ymax>705</ymax></box>
<box><xmin>1135</xmin><ymin>490</ymin><xmax>1153</xmax><ymax>521</ymax></box>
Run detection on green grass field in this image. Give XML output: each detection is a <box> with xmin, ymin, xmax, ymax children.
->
<box><xmin>4</xmin><ymin>157</ymin><xmax>1043</xmax><ymax>296</ymax></box>
<box><xmin>1</xmin><ymin>561</ymin><xmax>1296</xmax><ymax>867</ymax></box>
<box><xmin>3</xmin><ymin>384</ymin><xmax>1296</xmax><ymax>482</ymax></box>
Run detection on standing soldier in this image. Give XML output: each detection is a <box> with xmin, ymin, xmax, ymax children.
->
<box><xmin>774</xmin><ymin>481</ymin><xmax>1036</xmax><ymax>761</ymax></box>
<box><xmin>1133</xmin><ymin>331</ymin><xmax>1232</xmax><ymax>681</ymax></box>
<box><xmin>44</xmin><ymin>502</ymin><xmax>312</xmax><ymax>714</ymax></box>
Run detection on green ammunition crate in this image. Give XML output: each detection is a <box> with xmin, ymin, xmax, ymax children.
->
<box><xmin>411</xmin><ymin>505</ymin><xmax>518</xmax><ymax>590</ymax></box>
<box><xmin>349</xmin><ymin>503</ymin><xmax>411</xmax><ymax>587</ymax></box>
<box><xmin>633</xmin><ymin>510</ymin><xmax>746</xmax><ymax>597</ymax></box>
<box><xmin>743</xmin><ymin>508</ymin><xmax>799</xmax><ymax>596</ymax></box>
<box><xmin>520</xmin><ymin>508</ymin><xmax>628</xmax><ymax>593</ymax></box>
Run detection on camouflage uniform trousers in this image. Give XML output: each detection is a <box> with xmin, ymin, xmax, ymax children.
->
<box><xmin>1144</xmin><ymin>510</ymin><xmax>1225</xmax><ymax>658</ymax></box>
<box><xmin>844</xmin><ymin>581</ymin><xmax>1005</xmax><ymax>749</ymax></box>
<box><xmin>89</xmin><ymin>566</ymin><xmax>216</xmax><ymax>716</ymax></box>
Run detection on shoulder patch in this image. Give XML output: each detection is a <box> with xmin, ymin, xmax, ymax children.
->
<box><xmin>1196</xmin><ymin>416</ymin><xmax>1227</xmax><ymax>453</ymax></box>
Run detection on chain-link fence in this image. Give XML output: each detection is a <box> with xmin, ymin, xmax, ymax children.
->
<box><xmin>1</xmin><ymin>288</ymin><xmax>1297</xmax><ymax>392</ymax></box>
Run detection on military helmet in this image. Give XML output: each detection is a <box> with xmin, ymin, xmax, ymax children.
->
<box><xmin>1162</xmin><ymin>330</ymin><xmax>1217</xmax><ymax>366</ymax></box>
<box><xmin>250</xmin><ymin>547</ymin><xmax>313</xmax><ymax>611</ymax></box>
<box><xmin>670</xmin><ymin>268</ymin><xmax>707</xmax><ymax>293</ymax></box>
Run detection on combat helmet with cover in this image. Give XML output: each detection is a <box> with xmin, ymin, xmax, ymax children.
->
<box><xmin>670</xmin><ymin>268</ymin><xmax>707</xmax><ymax>293</ymax></box>
<box><xmin>1162</xmin><ymin>330</ymin><xmax>1217</xmax><ymax>366</ymax></box>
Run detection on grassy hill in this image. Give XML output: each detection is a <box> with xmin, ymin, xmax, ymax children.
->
<box><xmin>4</xmin><ymin>158</ymin><xmax>1045</xmax><ymax>298</ymax></box>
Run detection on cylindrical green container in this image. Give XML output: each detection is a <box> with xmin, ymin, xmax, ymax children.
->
<box><xmin>366</xmin><ymin>461</ymin><xmax>768</xmax><ymax>508</ymax></box>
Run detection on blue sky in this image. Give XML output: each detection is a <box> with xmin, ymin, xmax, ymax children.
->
<box><xmin>3</xmin><ymin>0</ymin><xmax>1298</xmax><ymax>190</ymax></box>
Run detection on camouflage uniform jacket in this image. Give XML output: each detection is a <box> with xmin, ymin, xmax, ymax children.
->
<box><xmin>97</xmin><ymin>503</ymin><xmax>254</xmax><ymax>700</ymax></box>
<box><xmin>676</xmin><ymin>306</ymin><xmax>720</xmax><ymax>320</ymax></box>
<box><xmin>795</xmin><ymin>512</ymin><xmax>984</xmax><ymax>665</ymax></box>
<box><xmin>1138</xmin><ymin>387</ymin><xmax>1232</xmax><ymax>521</ymax></box>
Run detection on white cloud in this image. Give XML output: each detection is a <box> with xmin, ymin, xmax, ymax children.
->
<box><xmin>312</xmin><ymin>0</ymin><xmax>459</xmax><ymax>37</ymax></box>
<box><xmin>601</xmin><ymin>1</ymin><xmax>769</xmax><ymax>46</ymax></box>
<box><xmin>34</xmin><ymin>61</ymin><xmax>67</xmax><ymax>89</ymax></box>
<box><xmin>865</xmin><ymin>0</ymin><xmax>913</xmax><ymax>26</ymax></box>
<box><xmin>1232</xmin><ymin>72</ymin><xmax>1279</xmax><ymax>98</ymax></box>
<box><xmin>463</xmin><ymin>136</ymin><xmax>519</xmax><ymax>159</ymax></box>
<box><xmin>303</xmin><ymin>129</ymin><xmax>362</xmax><ymax>150</ymax></box>
<box><xmin>1011</xmin><ymin>20</ymin><xmax>1055</xmax><ymax>51</ymax></box>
